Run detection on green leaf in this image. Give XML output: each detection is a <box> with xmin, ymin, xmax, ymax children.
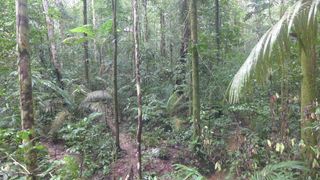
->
<box><xmin>70</xmin><ymin>25</ymin><xmax>95</xmax><ymax>37</ymax></box>
<box><xmin>98</xmin><ymin>19</ymin><xmax>113</xmax><ymax>34</ymax></box>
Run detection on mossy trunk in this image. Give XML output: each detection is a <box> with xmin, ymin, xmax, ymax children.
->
<box><xmin>300</xmin><ymin>46</ymin><xmax>317</xmax><ymax>162</ymax></box>
<box><xmin>190</xmin><ymin>0</ymin><xmax>201</xmax><ymax>138</ymax></box>
<box><xmin>175</xmin><ymin>0</ymin><xmax>190</xmax><ymax>96</ymax></box>
<box><xmin>16</xmin><ymin>0</ymin><xmax>37</xmax><ymax>179</ymax></box>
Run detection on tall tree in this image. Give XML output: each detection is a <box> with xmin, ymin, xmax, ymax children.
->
<box><xmin>43</xmin><ymin>0</ymin><xmax>64</xmax><ymax>88</ymax></box>
<box><xmin>83</xmin><ymin>0</ymin><xmax>90</xmax><ymax>87</ymax></box>
<box><xmin>215</xmin><ymin>0</ymin><xmax>221</xmax><ymax>62</ymax></box>
<box><xmin>133</xmin><ymin>0</ymin><xmax>142</xmax><ymax>178</ymax></box>
<box><xmin>112</xmin><ymin>0</ymin><xmax>120</xmax><ymax>151</ymax></box>
<box><xmin>190</xmin><ymin>0</ymin><xmax>201</xmax><ymax>138</ymax></box>
<box><xmin>160</xmin><ymin>8</ymin><xmax>166</xmax><ymax>56</ymax></box>
<box><xmin>175</xmin><ymin>0</ymin><xmax>190</xmax><ymax>96</ymax></box>
<box><xmin>16</xmin><ymin>0</ymin><xmax>37</xmax><ymax>178</ymax></box>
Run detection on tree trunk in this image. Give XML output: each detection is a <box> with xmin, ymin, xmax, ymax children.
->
<box><xmin>133</xmin><ymin>0</ymin><xmax>142</xmax><ymax>178</ymax></box>
<box><xmin>112</xmin><ymin>0</ymin><xmax>120</xmax><ymax>151</ymax></box>
<box><xmin>91</xmin><ymin>0</ymin><xmax>98</xmax><ymax>63</ymax></box>
<box><xmin>175</xmin><ymin>0</ymin><xmax>190</xmax><ymax>96</ymax></box>
<box><xmin>83</xmin><ymin>0</ymin><xmax>90</xmax><ymax>87</ymax></box>
<box><xmin>300</xmin><ymin>46</ymin><xmax>317</xmax><ymax>163</ymax></box>
<box><xmin>43</xmin><ymin>0</ymin><xmax>64</xmax><ymax>89</ymax></box>
<box><xmin>279</xmin><ymin>0</ymin><xmax>288</xmax><ymax>139</ymax></box>
<box><xmin>190</xmin><ymin>0</ymin><xmax>201</xmax><ymax>138</ymax></box>
<box><xmin>215</xmin><ymin>0</ymin><xmax>221</xmax><ymax>62</ymax></box>
<box><xmin>16</xmin><ymin>0</ymin><xmax>37</xmax><ymax>179</ymax></box>
<box><xmin>143</xmin><ymin>0</ymin><xmax>149</xmax><ymax>42</ymax></box>
<box><xmin>160</xmin><ymin>8</ymin><xmax>166</xmax><ymax>56</ymax></box>
<box><xmin>55</xmin><ymin>0</ymin><xmax>65</xmax><ymax>39</ymax></box>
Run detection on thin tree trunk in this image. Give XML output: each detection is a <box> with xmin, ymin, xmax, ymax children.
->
<box><xmin>112</xmin><ymin>0</ymin><xmax>120</xmax><ymax>151</ymax></box>
<box><xmin>43</xmin><ymin>0</ymin><xmax>64</xmax><ymax>89</ymax></box>
<box><xmin>83</xmin><ymin>0</ymin><xmax>90</xmax><ymax>87</ymax></box>
<box><xmin>279</xmin><ymin>0</ymin><xmax>288</xmax><ymax>139</ymax></box>
<box><xmin>190</xmin><ymin>0</ymin><xmax>201</xmax><ymax>138</ymax></box>
<box><xmin>160</xmin><ymin>9</ymin><xmax>166</xmax><ymax>56</ymax></box>
<box><xmin>55</xmin><ymin>0</ymin><xmax>65</xmax><ymax>39</ymax></box>
<box><xmin>133</xmin><ymin>0</ymin><xmax>142</xmax><ymax>178</ymax></box>
<box><xmin>16</xmin><ymin>0</ymin><xmax>37</xmax><ymax>179</ymax></box>
<box><xmin>215</xmin><ymin>0</ymin><xmax>221</xmax><ymax>62</ymax></box>
<box><xmin>91</xmin><ymin>0</ymin><xmax>98</xmax><ymax>63</ymax></box>
<box><xmin>143</xmin><ymin>0</ymin><xmax>149</xmax><ymax>42</ymax></box>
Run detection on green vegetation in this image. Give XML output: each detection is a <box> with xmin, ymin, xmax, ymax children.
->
<box><xmin>1</xmin><ymin>0</ymin><xmax>320</xmax><ymax>179</ymax></box>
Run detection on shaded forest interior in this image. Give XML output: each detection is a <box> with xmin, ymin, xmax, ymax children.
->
<box><xmin>2</xmin><ymin>0</ymin><xmax>320</xmax><ymax>179</ymax></box>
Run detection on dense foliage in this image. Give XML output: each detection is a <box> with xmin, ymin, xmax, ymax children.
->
<box><xmin>1</xmin><ymin>0</ymin><xmax>320</xmax><ymax>179</ymax></box>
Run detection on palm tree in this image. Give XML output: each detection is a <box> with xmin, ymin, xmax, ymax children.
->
<box><xmin>229</xmin><ymin>0</ymin><xmax>319</xmax><ymax>165</ymax></box>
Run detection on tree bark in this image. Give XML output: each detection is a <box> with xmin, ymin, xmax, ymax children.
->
<box><xmin>143</xmin><ymin>0</ymin><xmax>149</xmax><ymax>42</ymax></box>
<box><xmin>190</xmin><ymin>0</ymin><xmax>201</xmax><ymax>138</ymax></box>
<box><xmin>112</xmin><ymin>0</ymin><xmax>120</xmax><ymax>151</ymax></box>
<box><xmin>215</xmin><ymin>0</ymin><xmax>221</xmax><ymax>62</ymax></box>
<box><xmin>133</xmin><ymin>0</ymin><xmax>142</xmax><ymax>178</ymax></box>
<box><xmin>175</xmin><ymin>0</ymin><xmax>190</xmax><ymax>96</ymax></box>
<box><xmin>43</xmin><ymin>0</ymin><xmax>64</xmax><ymax>89</ymax></box>
<box><xmin>91</xmin><ymin>0</ymin><xmax>98</xmax><ymax>63</ymax></box>
<box><xmin>16</xmin><ymin>0</ymin><xmax>37</xmax><ymax>179</ymax></box>
<box><xmin>300</xmin><ymin>46</ymin><xmax>317</xmax><ymax>163</ymax></box>
<box><xmin>83</xmin><ymin>0</ymin><xmax>90</xmax><ymax>87</ymax></box>
<box><xmin>160</xmin><ymin>8</ymin><xmax>166</xmax><ymax>56</ymax></box>
<box><xmin>55</xmin><ymin>0</ymin><xmax>65</xmax><ymax>39</ymax></box>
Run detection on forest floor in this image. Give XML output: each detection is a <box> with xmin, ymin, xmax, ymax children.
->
<box><xmin>41</xmin><ymin>118</ymin><xmax>238</xmax><ymax>179</ymax></box>
<box><xmin>41</xmin><ymin>138</ymin><xmax>71</xmax><ymax>160</ymax></box>
<box><xmin>106</xmin><ymin>126</ymin><xmax>187</xmax><ymax>179</ymax></box>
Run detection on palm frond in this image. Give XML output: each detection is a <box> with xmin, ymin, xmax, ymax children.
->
<box><xmin>250</xmin><ymin>161</ymin><xmax>308</xmax><ymax>180</ymax></box>
<box><xmin>228</xmin><ymin>0</ymin><xmax>319</xmax><ymax>103</ymax></box>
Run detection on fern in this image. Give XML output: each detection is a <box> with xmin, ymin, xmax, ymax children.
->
<box><xmin>173</xmin><ymin>164</ymin><xmax>206</xmax><ymax>180</ymax></box>
<box><xmin>34</xmin><ymin>78</ymin><xmax>76</xmax><ymax>109</ymax></box>
<box><xmin>250</xmin><ymin>161</ymin><xmax>309</xmax><ymax>180</ymax></box>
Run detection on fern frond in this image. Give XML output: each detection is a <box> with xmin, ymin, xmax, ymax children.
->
<box><xmin>250</xmin><ymin>161</ymin><xmax>308</xmax><ymax>180</ymax></box>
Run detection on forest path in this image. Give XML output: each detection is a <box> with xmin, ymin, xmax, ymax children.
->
<box><xmin>107</xmin><ymin>123</ymin><xmax>178</xmax><ymax>179</ymax></box>
<box><xmin>108</xmin><ymin>132</ymin><xmax>137</xmax><ymax>179</ymax></box>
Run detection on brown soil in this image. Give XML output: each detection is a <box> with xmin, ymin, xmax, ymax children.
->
<box><xmin>41</xmin><ymin>138</ymin><xmax>70</xmax><ymax>160</ymax></box>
